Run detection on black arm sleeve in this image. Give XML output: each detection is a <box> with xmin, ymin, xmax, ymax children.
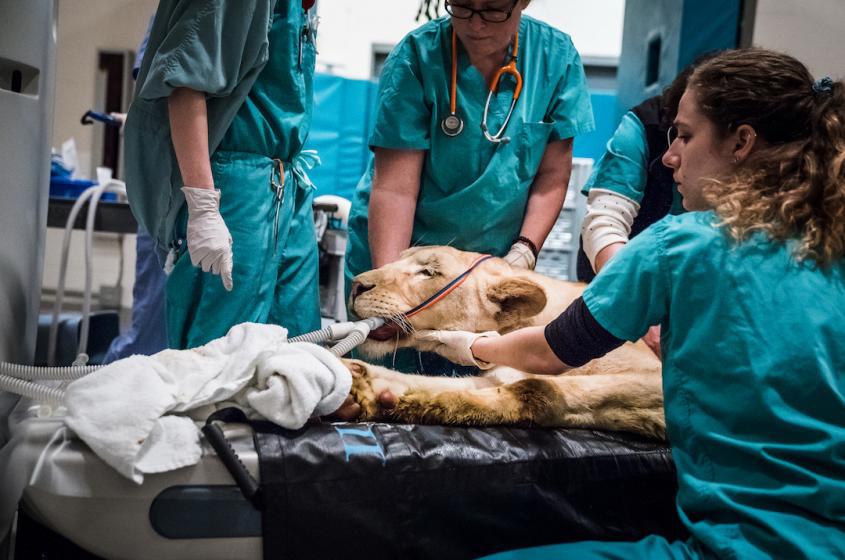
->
<box><xmin>543</xmin><ymin>296</ymin><xmax>626</xmax><ymax>367</ymax></box>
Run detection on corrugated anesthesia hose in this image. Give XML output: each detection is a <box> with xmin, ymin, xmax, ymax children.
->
<box><xmin>329</xmin><ymin>317</ymin><xmax>384</xmax><ymax>356</ymax></box>
<box><xmin>0</xmin><ymin>361</ymin><xmax>100</xmax><ymax>380</ymax></box>
<box><xmin>0</xmin><ymin>374</ymin><xmax>65</xmax><ymax>405</ymax></box>
<box><xmin>288</xmin><ymin>326</ymin><xmax>334</xmax><ymax>344</ymax></box>
<box><xmin>1</xmin><ymin>319</ymin><xmax>385</xmax><ymax>404</ymax></box>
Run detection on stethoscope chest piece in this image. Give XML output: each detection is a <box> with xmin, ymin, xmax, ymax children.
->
<box><xmin>442</xmin><ymin>26</ymin><xmax>522</xmax><ymax>143</ymax></box>
<box><xmin>441</xmin><ymin>113</ymin><xmax>464</xmax><ymax>137</ymax></box>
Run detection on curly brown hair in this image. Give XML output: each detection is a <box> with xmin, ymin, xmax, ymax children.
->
<box><xmin>690</xmin><ymin>49</ymin><xmax>845</xmax><ymax>266</ymax></box>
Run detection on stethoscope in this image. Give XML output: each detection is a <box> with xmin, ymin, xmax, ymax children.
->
<box><xmin>440</xmin><ymin>27</ymin><xmax>524</xmax><ymax>144</ymax></box>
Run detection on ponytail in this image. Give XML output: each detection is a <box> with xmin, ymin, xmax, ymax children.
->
<box><xmin>690</xmin><ymin>49</ymin><xmax>845</xmax><ymax>266</ymax></box>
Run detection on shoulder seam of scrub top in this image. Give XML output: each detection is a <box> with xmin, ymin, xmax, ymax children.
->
<box><xmin>521</xmin><ymin>14</ymin><xmax>577</xmax><ymax>53</ymax></box>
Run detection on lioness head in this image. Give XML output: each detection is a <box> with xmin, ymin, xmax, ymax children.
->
<box><xmin>349</xmin><ymin>246</ymin><xmax>548</xmax><ymax>358</ymax></box>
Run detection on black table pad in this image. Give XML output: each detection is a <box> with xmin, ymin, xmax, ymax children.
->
<box><xmin>253</xmin><ymin>422</ymin><xmax>685</xmax><ymax>560</ymax></box>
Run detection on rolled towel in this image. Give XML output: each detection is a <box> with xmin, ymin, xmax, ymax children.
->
<box><xmin>64</xmin><ymin>324</ymin><xmax>350</xmax><ymax>483</ymax></box>
<box><xmin>241</xmin><ymin>342</ymin><xmax>351</xmax><ymax>429</ymax></box>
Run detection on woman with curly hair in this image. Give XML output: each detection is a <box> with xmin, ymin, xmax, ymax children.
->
<box><xmin>418</xmin><ymin>48</ymin><xmax>845</xmax><ymax>558</ymax></box>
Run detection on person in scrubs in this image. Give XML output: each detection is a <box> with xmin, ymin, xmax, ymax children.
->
<box><xmin>576</xmin><ymin>57</ymin><xmax>719</xmax><ymax>282</ymax></box>
<box><xmin>345</xmin><ymin>0</ymin><xmax>594</xmax><ymax>372</ymax></box>
<box><xmin>123</xmin><ymin>0</ymin><xmax>321</xmax><ymax>349</ymax></box>
<box><xmin>104</xmin><ymin>14</ymin><xmax>168</xmax><ymax>363</ymax></box>
<box><xmin>411</xmin><ymin>49</ymin><xmax>845</xmax><ymax>558</ymax></box>
<box><xmin>576</xmin><ymin>56</ymin><xmax>713</xmax><ymax>358</ymax></box>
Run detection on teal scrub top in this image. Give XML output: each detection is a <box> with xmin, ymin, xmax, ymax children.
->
<box><xmin>583</xmin><ymin>212</ymin><xmax>845</xmax><ymax>559</ymax></box>
<box><xmin>582</xmin><ymin>111</ymin><xmax>684</xmax><ymax>214</ymax></box>
<box><xmin>124</xmin><ymin>0</ymin><xmax>277</xmax><ymax>252</ymax></box>
<box><xmin>218</xmin><ymin>0</ymin><xmax>314</xmax><ymax>161</ymax></box>
<box><xmin>346</xmin><ymin>16</ymin><xmax>595</xmax><ymax>278</ymax></box>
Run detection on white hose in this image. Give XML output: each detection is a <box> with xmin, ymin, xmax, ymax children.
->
<box><xmin>329</xmin><ymin>317</ymin><xmax>384</xmax><ymax>356</ymax></box>
<box><xmin>0</xmin><ymin>361</ymin><xmax>100</xmax><ymax>380</ymax></box>
<box><xmin>6</xmin><ymin>319</ymin><xmax>384</xmax><ymax>404</ymax></box>
<box><xmin>47</xmin><ymin>180</ymin><xmax>126</xmax><ymax>366</ymax></box>
<box><xmin>329</xmin><ymin>330</ymin><xmax>368</xmax><ymax>356</ymax></box>
<box><xmin>48</xmin><ymin>186</ymin><xmax>97</xmax><ymax>366</ymax></box>
<box><xmin>78</xmin><ymin>181</ymin><xmax>127</xmax><ymax>360</ymax></box>
<box><xmin>0</xmin><ymin>374</ymin><xmax>65</xmax><ymax>405</ymax></box>
<box><xmin>289</xmin><ymin>326</ymin><xmax>334</xmax><ymax>344</ymax></box>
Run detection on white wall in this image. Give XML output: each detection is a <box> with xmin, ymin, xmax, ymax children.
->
<box><xmin>42</xmin><ymin>229</ymin><xmax>136</xmax><ymax>310</ymax></box>
<box><xmin>752</xmin><ymin>0</ymin><xmax>845</xmax><ymax>79</ymax></box>
<box><xmin>316</xmin><ymin>0</ymin><xmax>625</xmax><ymax>79</ymax></box>
<box><xmin>46</xmin><ymin>0</ymin><xmax>157</xmax><ymax>307</ymax></box>
<box><xmin>53</xmin><ymin>0</ymin><xmax>158</xmax><ymax>179</ymax></box>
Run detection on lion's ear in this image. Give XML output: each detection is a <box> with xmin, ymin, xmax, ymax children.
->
<box><xmin>486</xmin><ymin>277</ymin><xmax>547</xmax><ymax>327</ymax></box>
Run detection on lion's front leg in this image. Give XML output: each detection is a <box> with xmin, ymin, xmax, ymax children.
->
<box><xmin>341</xmin><ymin>359</ymin><xmax>517</xmax><ymax>421</ymax></box>
<box><xmin>388</xmin><ymin>373</ymin><xmax>667</xmax><ymax>440</ymax></box>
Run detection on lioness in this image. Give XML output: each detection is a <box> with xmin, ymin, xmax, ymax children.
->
<box><xmin>343</xmin><ymin>246</ymin><xmax>665</xmax><ymax>439</ymax></box>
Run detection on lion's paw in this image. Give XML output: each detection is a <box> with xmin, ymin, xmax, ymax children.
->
<box><xmin>342</xmin><ymin>359</ymin><xmax>383</xmax><ymax>421</ymax></box>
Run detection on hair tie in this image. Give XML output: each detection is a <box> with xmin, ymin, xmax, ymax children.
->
<box><xmin>812</xmin><ymin>76</ymin><xmax>833</xmax><ymax>96</ymax></box>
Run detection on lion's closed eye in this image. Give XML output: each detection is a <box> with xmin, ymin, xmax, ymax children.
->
<box><xmin>416</xmin><ymin>267</ymin><xmax>439</xmax><ymax>278</ymax></box>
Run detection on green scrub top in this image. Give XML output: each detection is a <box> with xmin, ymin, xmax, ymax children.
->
<box><xmin>217</xmin><ymin>1</ymin><xmax>313</xmax><ymax>160</ymax></box>
<box><xmin>582</xmin><ymin>111</ymin><xmax>684</xmax><ymax>215</ymax></box>
<box><xmin>125</xmin><ymin>0</ymin><xmax>322</xmax><ymax>346</ymax></box>
<box><xmin>583</xmin><ymin>212</ymin><xmax>845</xmax><ymax>559</ymax></box>
<box><xmin>124</xmin><ymin>0</ymin><xmax>277</xmax><ymax>252</ymax></box>
<box><xmin>345</xmin><ymin>15</ymin><xmax>595</xmax><ymax>282</ymax></box>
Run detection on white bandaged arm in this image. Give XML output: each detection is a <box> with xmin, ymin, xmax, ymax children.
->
<box><xmin>580</xmin><ymin>188</ymin><xmax>640</xmax><ymax>271</ymax></box>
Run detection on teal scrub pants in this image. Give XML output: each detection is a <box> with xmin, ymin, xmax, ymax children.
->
<box><xmin>166</xmin><ymin>149</ymin><xmax>320</xmax><ymax>349</ymax></box>
<box><xmin>480</xmin><ymin>536</ymin><xmax>702</xmax><ymax>560</ymax></box>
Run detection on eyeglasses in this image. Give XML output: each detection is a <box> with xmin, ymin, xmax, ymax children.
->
<box><xmin>666</xmin><ymin>126</ymin><xmax>679</xmax><ymax>149</ymax></box>
<box><xmin>445</xmin><ymin>0</ymin><xmax>520</xmax><ymax>23</ymax></box>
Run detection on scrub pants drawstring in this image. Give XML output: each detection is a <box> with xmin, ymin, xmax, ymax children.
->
<box><xmin>270</xmin><ymin>159</ymin><xmax>286</xmax><ymax>250</ymax></box>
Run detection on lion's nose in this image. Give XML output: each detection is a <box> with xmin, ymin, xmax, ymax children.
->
<box><xmin>350</xmin><ymin>281</ymin><xmax>373</xmax><ymax>302</ymax></box>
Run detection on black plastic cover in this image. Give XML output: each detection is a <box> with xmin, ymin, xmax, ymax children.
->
<box><xmin>255</xmin><ymin>422</ymin><xmax>685</xmax><ymax>560</ymax></box>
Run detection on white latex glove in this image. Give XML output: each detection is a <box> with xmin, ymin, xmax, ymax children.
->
<box><xmin>415</xmin><ymin>330</ymin><xmax>500</xmax><ymax>370</ymax></box>
<box><xmin>504</xmin><ymin>242</ymin><xmax>536</xmax><ymax>270</ymax></box>
<box><xmin>181</xmin><ymin>186</ymin><xmax>234</xmax><ymax>291</ymax></box>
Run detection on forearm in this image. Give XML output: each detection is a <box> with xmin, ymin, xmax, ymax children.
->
<box><xmin>168</xmin><ymin>88</ymin><xmax>214</xmax><ymax>189</ymax></box>
<box><xmin>593</xmin><ymin>242</ymin><xmax>626</xmax><ymax>273</ymax></box>
<box><xmin>471</xmin><ymin>326</ymin><xmax>570</xmax><ymax>376</ymax></box>
<box><xmin>519</xmin><ymin>139</ymin><xmax>573</xmax><ymax>248</ymax></box>
<box><xmin>368</xmin><ymin>148</ymin><xmax>425</xmax><ymax>267</ymax></box>
<box><xmin>369</xmin><ymin>189</ymin><xmax>417</xmax><ymax>267</ymax></box>
<box><xmin>471</xmin><ymin>297</ymin><xmax>627</xmax><ymax>375</ymax></box>
<box><xmin>580</xmin><ymin>189</ymin><xmax>639</xmax><ymax>272</ymax></box>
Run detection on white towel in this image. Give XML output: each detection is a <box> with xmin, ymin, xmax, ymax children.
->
<box><xmin>64</xmin><ymin>323</ymin><xmax>351</xmax><ymax>483</ymax></box>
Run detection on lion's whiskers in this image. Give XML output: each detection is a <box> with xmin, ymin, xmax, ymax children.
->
<box><xmin>391</xmin><ymin>330</ymin><xmax>400</xmax><ymax>369</ymax></box>
<box><xmin>386</xmin><ymin>312</ymin><xmax>414</xmax><ymax>335</ymax></box>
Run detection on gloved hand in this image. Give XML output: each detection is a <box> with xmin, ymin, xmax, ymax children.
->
<box><xmin>415</xmin><ymin>330</ymin><xmax>500</xmax><ymax>369</ymax></box>
<box><xmin>504</xmin><ymin>241</ymin><xmax>536</xmax><ymax>270</ymax></box>
<box><xmin>641</xmin><ymin>324</ymin><xmax>662</xmax><ymax>360</ymax></box>
<box><xmin>181</xmin><ymin>186</ymin><xmax>234</xmax><ymax>291</ymax></box>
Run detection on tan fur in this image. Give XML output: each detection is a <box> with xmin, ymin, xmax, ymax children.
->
<box><xmin>346</xmin><ymin>246</ymin><xmax>665</xmax><ymax>439</ymax></box>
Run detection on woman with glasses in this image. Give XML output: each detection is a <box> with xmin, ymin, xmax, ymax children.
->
<box><xmin>414</xmin><ymin>48</ymin><xmax>845</xmax><ymax>559</ymax></box>
<box><xmin>344</xmin><ymin>0</ymin><xmax>594</xmax><ymax>372</ymax></box>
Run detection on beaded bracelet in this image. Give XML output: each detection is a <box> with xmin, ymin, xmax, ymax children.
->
<box><xmin>514</xmin><ymin>236</ymin><xmax>539</xmax><ymax>258</ymax></box>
